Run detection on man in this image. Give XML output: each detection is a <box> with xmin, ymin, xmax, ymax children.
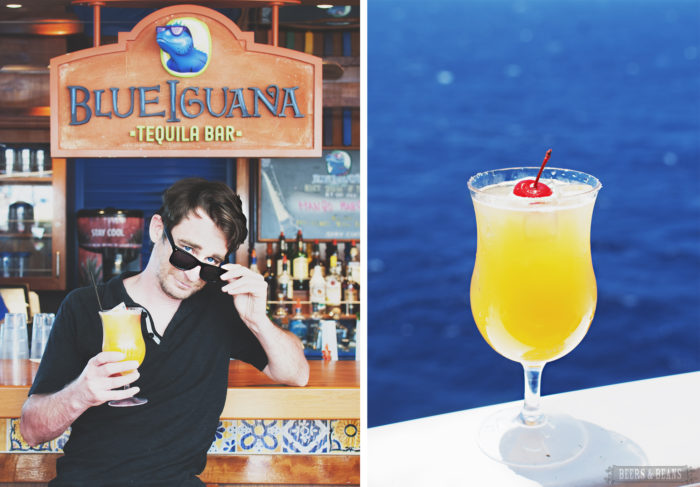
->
<box><xmin>20</xmin><ymin>178</ymin><xmax>309</xmax><ymax>486</ymax></box>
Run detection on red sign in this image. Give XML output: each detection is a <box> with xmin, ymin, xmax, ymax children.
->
<box><xmin>76</xmin><ymin>211</ymin><xmax>143</xmax><ymax>250</ymax></box>
<box><xmin>50</xmin><ymin>5</ymin><xmax>322</xmax><ymax>157</ymax></box>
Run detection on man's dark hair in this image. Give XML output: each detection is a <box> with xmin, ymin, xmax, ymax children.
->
<box><xmin>158</xmin><ymin>178</ymin><xmax>248</xmax><ymax>253</ymax></box>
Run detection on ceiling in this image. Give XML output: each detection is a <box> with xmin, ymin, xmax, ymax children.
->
<box><xmin>0</xmin><ymin>1</ymin><xmax>358</xmax><ymax>63</ymax></box>
<box><xmin>0</xmin><ymin>0</ymin><xmax>358</xmax><ymax>121</ymax></box>
<box><xmin>1</xmin><ymin>1</ymin><xmax>74</xmax><ymax>21</ymax></box>
<box><xmin>0</xmin><ymin>0</ymin><xmax>359</xmax><ymax>32</ymax></box>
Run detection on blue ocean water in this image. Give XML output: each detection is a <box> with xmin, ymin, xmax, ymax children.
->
<box><xmin>367</xmin><ymin>0</ymin><xmax>700</xmax><ymax>427</ymax></box>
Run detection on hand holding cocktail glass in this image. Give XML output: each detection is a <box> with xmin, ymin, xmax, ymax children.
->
<box><xmin>66</xmin><ymin>303</ymin><xmax>146</xmax><ymax>409</ymax></box>
<box><xmin>99</xmin><ymin>305</ymin><xmax>147</xmax><ymax>407</ymax></box>
<box><xmin>468</xmin><ymin>151</ymin><xmax>601</xmax><ymax>466</ymax></box>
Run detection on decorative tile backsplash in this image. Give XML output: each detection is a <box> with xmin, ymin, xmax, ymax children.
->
<box><xmin>238</xmin><ymin>419</ymin><xmax>282</xmax><ymax>453</ymax></box>
<box><xmin>7</xmin><ymin>419</ymin><xmax>71</xmax><ymax>453</ymax></box>
<box><xmin>330</xmin><ymin>419</ymin><xmax>361</xmax><ymax>452</ymax></box>
<box><xmin>208</xmin><ymin>420</ymin><xmax>237</xmax><ymax>454</ymax></box>
<box><xmin>4</xmin><ymin>418</ymin><xmax>360</xmax><ymax>455</ymax></box>
<box><xmin>282</xmin><ymin>420</ymin><xmax>330</xmax><ymax>453</ymax></box>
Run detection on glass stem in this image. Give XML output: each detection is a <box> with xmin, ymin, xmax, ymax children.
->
<box><xmin>520</xmin><ymin>363</ymin><xmax>545</xmax><ymax>426</ymax></box>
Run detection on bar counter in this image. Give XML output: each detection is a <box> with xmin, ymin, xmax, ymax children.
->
<box><xmin>0</xmin><ymin>359</ymin><xmax>359</xmax><ymax>419</ymax></box>
<box><xmin>0</xmin><ymin>359</ymin><xmax>360</xmax><ymax>486</ymax></box>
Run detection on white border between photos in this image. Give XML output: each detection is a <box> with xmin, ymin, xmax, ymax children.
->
<box><xmin>359</xmin><ymin>0</ymin><xmax>368</xmax><ymax>485</ymax></box>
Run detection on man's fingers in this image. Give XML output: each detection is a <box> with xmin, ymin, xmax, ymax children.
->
<box><xmin>92</xmin><ymin>351</ymin><xmax>126</xmax><ymax>366</ymax></box>
<box><xmin>221</xmin><ymin>280</ymin><xmax>247</xmax><ymax>294</ymax></box>
<box><xmin>102</xmin><ymin>361</ymin><xmax>140</xmax><ymax>378</ymax></box>
<box><xmin>221</xmin><ymin>274</ymin><xmax>265</xmax><ymax>292</ymax></box>
<box><xmin>220</xmin><ymin>272</ymin><xmax>244</xmax><ymax>282</ymax></box>
<box><xmin>219</xmin><ymin>263</ymin><xmax>245</xmax><ymax>279</ymax></box>
<box><xmin>222</xmin><ymin>282</ymin><xmax>266</xmax><ymax>297</ymax></box>
<box><xmin>78</xmin><ymin>354</ymin><xmax>143</xmax><ymax>408</ymax></box>
<box><xmin>220</xmin><ymin>263</ymin><xmax>266</xmax><ymax>283</ymax></box>
<box><xmin>109</xmin><ymin>386</ymin><xmax>140</xmax><ymax>400</ymax></box>
<box><xmin>108</xmin><ymin>371</ymin><xmax>140</xmax><ymax>389</ymax></box>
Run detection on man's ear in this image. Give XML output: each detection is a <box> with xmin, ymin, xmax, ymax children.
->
<box><xmin>149</xmin><ymin>214</ymin><xmax>164</xmax><ymax>244</ymax></box>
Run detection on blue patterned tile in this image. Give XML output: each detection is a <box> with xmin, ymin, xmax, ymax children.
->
<box><xmin>208</xmin><ymin>420</ymin><xmax>237</xmax><ymax>453</ymax></box>
<box><xmin>237</xmin><ymin>420</ymin><xmax>281</xmax><ymax>453</ymax></box>
<box><xmin>54</xmin><ymin>429</ymin><xmax>71</xmax><ymax>452</ymax></box>
<box><xmin>5</xmin><ymin>416</ymin><xmax>355</xmax><ymax>456</ymax></box>
<box><xmin>282</xmin><ymin>420</ymin><xmax>329</xmax><ymax>453</ymax></box>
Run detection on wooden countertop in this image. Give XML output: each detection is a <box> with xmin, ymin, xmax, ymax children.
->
<box><xmin>0</xmin><ymin>359</ymin><xmax>359</xmax><ymax>419</ymax></box>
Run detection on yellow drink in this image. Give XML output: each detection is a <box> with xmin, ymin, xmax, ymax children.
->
<box><xmin>470</xmin><ymin>179</ymin><xmax>598</xmax><ymax>363</ymax></box>
<box><xmin>100</xmin><ymin>308</ymin><xmax>146</xmax><ymax>374</ymax></box>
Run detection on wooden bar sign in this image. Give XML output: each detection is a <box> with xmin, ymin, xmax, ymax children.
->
<box><xmin>50</xmin><ymin>5</ymin><xmax>322</xmax><ymax>158</ymax></box>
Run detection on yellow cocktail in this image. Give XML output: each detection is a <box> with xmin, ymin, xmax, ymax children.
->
<box><xmin>100</xmin><ymin>307</ymin><xmax>147</xmax><ymax>406</ymax></box>
<box><xmin>468</xmin><ymin>164</ymin><xmax>601</xmax><ymax>466</ymax></box>
<box><xmin>470</xmin><ymin>180</ymin><xmax>597</xmax><ymax>363</ymax></box>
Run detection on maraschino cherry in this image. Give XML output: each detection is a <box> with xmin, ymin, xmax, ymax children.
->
<box><xmin>513</xmin><ymin>149</ymin><xmax>553</xmax><ymax>197</ymax></box>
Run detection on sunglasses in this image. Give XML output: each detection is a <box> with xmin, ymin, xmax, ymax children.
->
<box><xmin>162</xmin><ymin>224</ymin><xmax>227</xmax><ymax>283</ymax></box>
<box><xmin>156</xmin><ymin>25</ymin><xmax>191</xmax><ymax>37</ymax></box>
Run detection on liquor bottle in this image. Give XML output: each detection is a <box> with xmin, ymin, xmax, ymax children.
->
<box><xmin>326</xmin><ymin>239</ymin><xmax>338</xmax><ymax>272</ymax></box>
<box><xmin>277</xmin><ymin>255</ymin><xmax>293</xmax><ymax>301</ymax></box>
<box><xmin>309</xmin><ymin>264</ymin><xmax>327</xmax><ymax>319</ymax></box>
<box><xmin>275</xmin><ymin>231</ymin><xmax>288</xmax><ymax>277</ymax></box>
<box><xmin>309</xmin><ymin>239</ymin><xmax>325</xmax><ymax>278</ymax></box>
<box><xmin>325</xmin><ymin>255</ymin><xmax>342</xmax><ymax>319</ymax></box>
<box><xmin>263</xmin><ymin>248</ymin><xmax>276</xmax><ymax>303</ymax></box>
<box><xmin>292</xmin><ymin>230</ymin><xmax>309</xmax><ymax>291</ymax></box>
<box><xmin>306</xmin><ymin>319</ymin><xmax>321</xmax><ymax>351</ymax></box>
<box><xmin>249</xmin><ymin>249</ymin><xmax>261</xmax><ymax>274</ymax></box>
<box><xmin>347</xmin><ymin>240</ymin><xmax>361</xmax><ymax>285</ymax></box>
<box><xmin>337</xmin><ymin>242</ymin><xmax>347</xmax><ymax>280</ymax></box>
<box><xmin>343</xmin><ymin>273</ymin><xmax>359</xmax><ymax>316</ymax></box>
<box><xmin>288</xmin><ymin>299</ymin><xmax>308</xmax><ymax>343</ymax></box>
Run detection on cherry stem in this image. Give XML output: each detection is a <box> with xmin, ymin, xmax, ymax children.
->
<box><xmin>534</xmin><ymin>149</ymin><xmax>552</xmax><ymax>188</ymax></box>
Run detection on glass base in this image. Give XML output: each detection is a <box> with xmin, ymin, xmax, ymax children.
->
<box><xmin>108</xmin><ymin>396</ymin><xmax>148</xmax><ymax>407</ymax></box>
<box><xmin>478</xmin><ymin>407</ymin><xmax>588</xmax><ymax>467</ymax></box>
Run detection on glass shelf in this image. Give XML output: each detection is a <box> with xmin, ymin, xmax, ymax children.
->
<box><xmin>0</xmin><ymin>156</ymin><xmax>66</xmax><ymax>290</ymax></box>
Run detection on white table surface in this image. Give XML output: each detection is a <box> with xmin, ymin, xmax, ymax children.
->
<box><xmin>368</xmin><ymin>372</ymin><xmax>700</xmax><ymax>486</ymax></box>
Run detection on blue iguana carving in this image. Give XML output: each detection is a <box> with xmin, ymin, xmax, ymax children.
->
<box><xmin>156</xmin><ymin>24</ymin><xmax>207</xmax><ymax>73</ymax></box>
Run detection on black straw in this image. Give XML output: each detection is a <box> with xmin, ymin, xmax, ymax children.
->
<box><xmin>89</xmin><ymin>272</ymin><xmax>103</xmax><ymax>312</ymax></box>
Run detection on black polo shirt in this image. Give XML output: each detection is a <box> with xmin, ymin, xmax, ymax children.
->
<box><xmin>29</xmin><ymin>273</ymin><xmax>268</xmax><ymax>487</ymax></box>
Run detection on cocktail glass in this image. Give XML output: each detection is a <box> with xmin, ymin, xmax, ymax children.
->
<box><xmin>100</xmin><ymin>307</ymin><xmax>147</xmax><ymax>407</ymax></box>
<box><xmin>468</xmin><ymin>167</ymin><xmax>601</xmax><ymax>466</ymax></box>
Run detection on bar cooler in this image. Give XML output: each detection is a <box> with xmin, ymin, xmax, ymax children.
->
<box><xmin>76</xmin><ymin>209</ymin><xmax>144</xmax><ymax>285</ymax></box>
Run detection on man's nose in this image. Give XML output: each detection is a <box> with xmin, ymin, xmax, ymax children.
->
<box><xmin>183</xmin><ymin>266</ymin><xmax>202</xmax><ymax>282</ymax></box>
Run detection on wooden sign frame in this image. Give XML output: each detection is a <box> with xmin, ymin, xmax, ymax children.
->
<box><xmin>50</xmin><ymin>5</ymin><xmax>322</xmax><ymax>158</ymax></box>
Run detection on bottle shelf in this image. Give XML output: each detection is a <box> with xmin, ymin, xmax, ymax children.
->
<box><xmin>0</xmin><ymin>172</ymin><xmax>53</xmax><ymax>183</ymax></box>
<box><xmin>0</xmin><ymin>232</ymin><xmax>52</xmax><ymax>238</ymax></box>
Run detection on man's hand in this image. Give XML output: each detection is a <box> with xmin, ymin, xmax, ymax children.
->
<box><xmin>220</xmin><ymin>264</ymin><xmax>268</xmax><ymax>330</ymax></box>
<box><xmin>71</xmin><ymin>351</ymin><xmax>141</xmax><ymax>409</ymax></box>
<box><xmin>20</xmin><ymin>351</ymin><xmax>141</xmax><ymax>447</ymax></box>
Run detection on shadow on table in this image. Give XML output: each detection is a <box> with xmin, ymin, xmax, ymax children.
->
<box><xmin>508</xmin><ymin>420</ymin><xmax>648</xmax><ymax>487</ymax></box>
